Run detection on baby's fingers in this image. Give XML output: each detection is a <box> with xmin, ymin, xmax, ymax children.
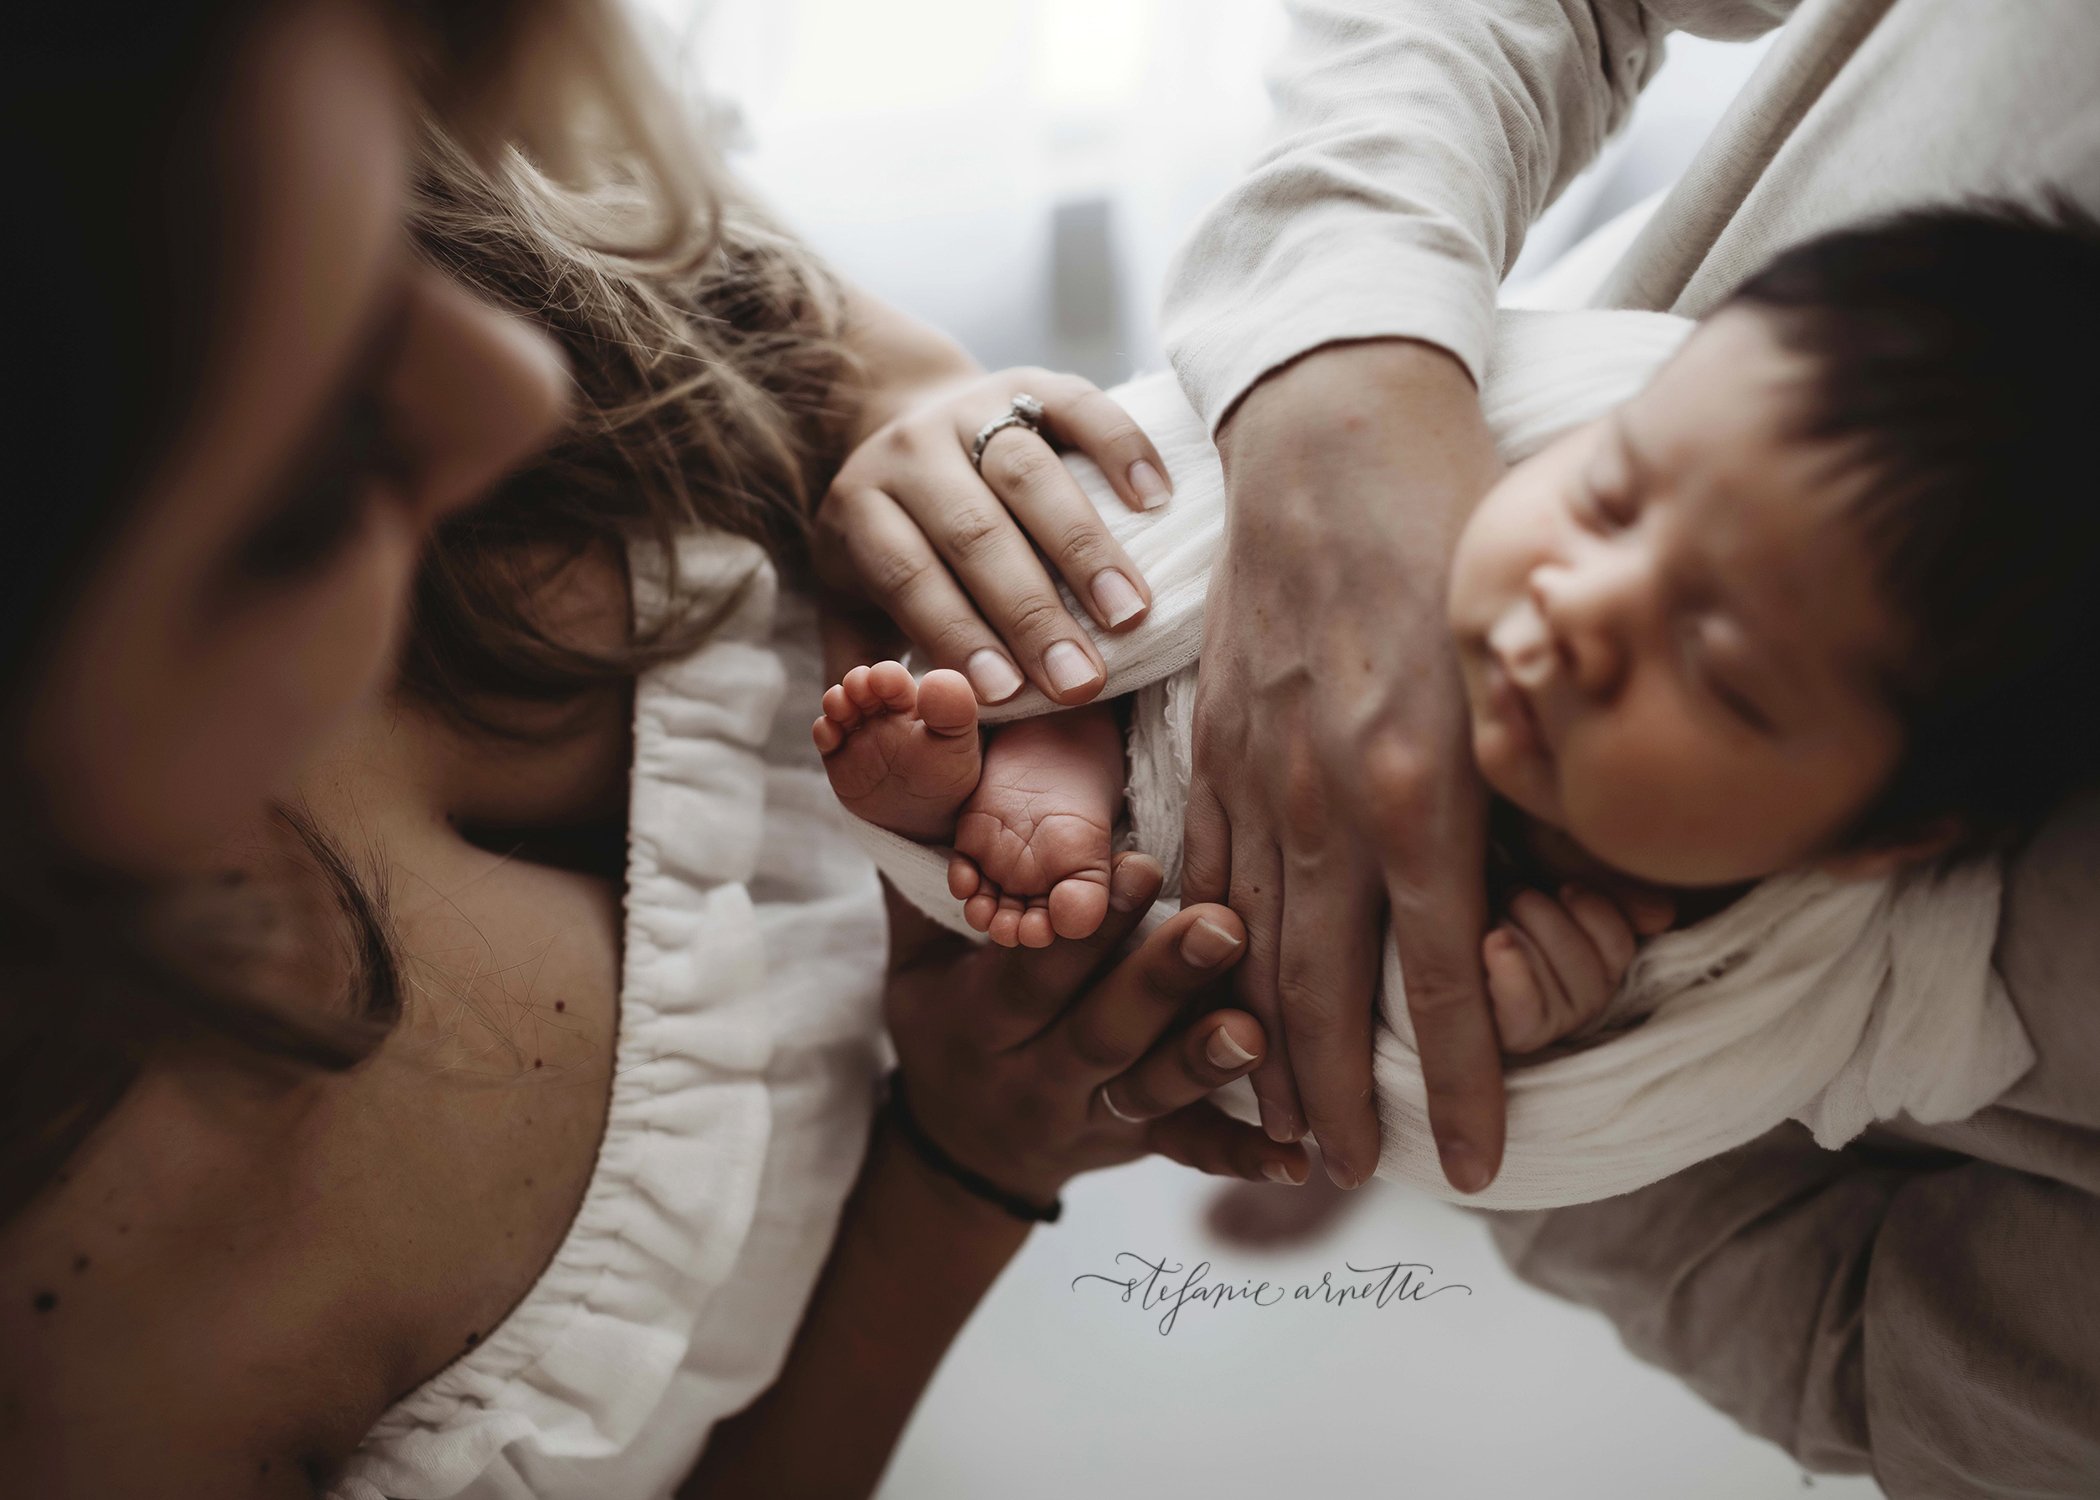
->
<box><xmin>1507</xmin><ymin>891</ymin><xmax>1609</xmax><ymax>1006</ymax></box>
<box><xmin>1483</xmin><ymin>929</ymin><xmax>1552</xmax><ymax>1053</ymax></box>
<box><xmin>1557</xmin><ymin>884</ymin><xmax>1641</xmax><ymax>982</ymax></box>
<box><xmin>1492</xmin><ymin>891</ymin><xmax>1620</xmax><ymax>1051</ymax></box>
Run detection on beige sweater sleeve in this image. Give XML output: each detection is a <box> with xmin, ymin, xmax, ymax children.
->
<box><xmin>1486</xmin><ymin>791</ymin><xmax>2100</xmax><ymax>1496</ymax></box>
<box><xmin>1485</xmin><ymin>1126</ymin><xmax>2100</xmax><ymax>1495</ymax></box>
<box><xmin>1159</xmin><ymin>0</ymin><xmax>1799</xmax><ymax>431</ymax></box>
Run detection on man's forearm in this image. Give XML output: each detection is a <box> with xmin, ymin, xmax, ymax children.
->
<box><xmin>682</xmin><ymin>1113</ymin><xmax>1029</xmax><ymax>1498</ymax></box>
<box><xmin>1215</xmin><ymin>337</ymin><xmax>1502</xmax><ymax>553</ymax></box>
<box><xmin>1163</xmin><ymin>0</ymin><xmax>1675</xmax><ymax>433</ymax></box>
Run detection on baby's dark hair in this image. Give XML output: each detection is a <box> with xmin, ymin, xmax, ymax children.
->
<box><xmin>1726</xmin><ymin>200</ymin><xmax>2100</xmax><ymax>858</ymax></box>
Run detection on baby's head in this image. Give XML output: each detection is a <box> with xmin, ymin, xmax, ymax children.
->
<box><xmin>1448</xmin><ymin>204</ymin><xmax>2100</xmax><ymax>888</ymax></box>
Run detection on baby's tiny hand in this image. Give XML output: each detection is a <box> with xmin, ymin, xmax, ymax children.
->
<box><xmin>1483</xmin><ymin>885</ymin><xmax>1669</xmax><ymax>1054</ymax></box>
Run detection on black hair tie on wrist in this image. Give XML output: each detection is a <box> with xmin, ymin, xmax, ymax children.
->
<box><xmin>884</xmin><ymin>1069</ymin><xmax>1063</xmax><ymax>1225</ymax></box>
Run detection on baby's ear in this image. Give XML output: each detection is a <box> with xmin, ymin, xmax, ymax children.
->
<box><xmin>1815</xmin><ymin>818</ymin><xmax>1963</xmax><ymax>880</ymax></box>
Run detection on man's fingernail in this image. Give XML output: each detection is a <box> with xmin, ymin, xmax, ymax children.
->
<box><xmin>1129</xmin><ymin>458</ymin><xmax>1170</xmax><ymax>508</ymax></box>
<box><xmin>1043</xmin><ymin>640</ymin><xmax>1098</xmax><ymax>696</ymax></box>
<box><xmin>1179</xmin><ymin>917</ymin><xmax>1242</xmax><ymax>968</ymax></box>
<box><xmin>1440</xmin><ymin>1139</ymin><xmax>1491</xmax><ymax>1194</ymax></box>
<box><xmin>1326</xmin><ymin>1159</ymin><xmax>1361</xmax><ymax>1191</ymax></box>
<box><xmin>1109</xmin><ymin>875</ymin><xmax>1144</xmax><ymax>913</ymax></box>
<box><xmin>1091</xmin><ymin>569</ymin><xmax>1146</xmax><ymax>627</ymax></box>
<box><xmin>1205</xmin><ymin>1025</ymin><xmax>1257</xmax><ymax>1071</ymax></box>
<box><xmin>965</xmin><ymin>650</ymin><xmax>1023</xmax><ymax>704</ymax></box>
<box><xmin>1263</xmin><ymin>1113</ymin><xmax>1301</xmax><ymax>1144</ymax></box>
<box><xmin>1262</xmin><ymin>1160</ymin><xmax>1307</xmax><ymax>1186</ymax></box>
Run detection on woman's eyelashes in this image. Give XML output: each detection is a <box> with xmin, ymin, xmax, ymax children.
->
<box><xmin>233</xmin><ymin>386</ymin><xmax>414</xmax><ymax>581</ymax></box>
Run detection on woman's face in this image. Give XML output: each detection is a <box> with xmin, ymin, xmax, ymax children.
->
<box><xmin>1445</xmin><ymin>310</ymin><xmax>1906</xmax><ymax>888</ymax></box>
<box><xmin>21</xmin><ymin>0</ymin><xmax>570</xmax><ymax>874</ymax></box>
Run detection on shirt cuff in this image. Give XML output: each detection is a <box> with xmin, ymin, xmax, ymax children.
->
<box><xmin>1162</xmin><ymin>234</ymin><xmax>1501</xmax><ymax>437</ymax></box>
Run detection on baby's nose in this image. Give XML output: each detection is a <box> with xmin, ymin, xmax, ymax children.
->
<box><xmin>1489</xmin><ymin>602</ymin><xmax>1557</xmax><ymax>690</ymax></box>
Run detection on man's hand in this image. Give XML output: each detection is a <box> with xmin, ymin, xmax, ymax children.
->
<box><xmin>1185</xmin><ymin>338</ymin><xmax>1506</xmax><ymax>1192</ymax></box>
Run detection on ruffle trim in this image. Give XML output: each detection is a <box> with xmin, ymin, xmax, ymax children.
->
<box><xmin>338</xmin><ymin>536</ymin><xmax>789</xmax><ymax>1497</ymax></box>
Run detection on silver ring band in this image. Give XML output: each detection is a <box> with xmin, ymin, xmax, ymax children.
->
<box><xmin>970</xmin><ymin>392</ymin><xmax>1047</xmax><ymax>475</ymax></box>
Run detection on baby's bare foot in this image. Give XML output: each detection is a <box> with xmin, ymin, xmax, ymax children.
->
<box><xmin>814</xmin><ymin>662</ymin><xmax>982</xmax><ymax>842</ymax></box>
<box><xmin>948</xmin><ymin>707</ymin><xmax>1124</xmax><ymax>949</ymax></box>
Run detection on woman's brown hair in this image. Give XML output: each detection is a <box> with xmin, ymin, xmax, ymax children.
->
<box><xmin>1</xmin><ymin>0</ymin><xmax>851</xmax><ymax>1223</ymax></box>
<box><xmin>397</xmin><ymin>123</ymin><xmax>855</xmax><ymax>735</ymax></box>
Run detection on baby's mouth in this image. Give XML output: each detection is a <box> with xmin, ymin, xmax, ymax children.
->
<box><xmin>1481</xmin><ymin>654</ymin><xmax>1548</xmax><ymax>756</ymax></box>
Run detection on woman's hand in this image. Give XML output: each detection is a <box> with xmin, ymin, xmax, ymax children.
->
<box><xmin>814</xmin><ymin>367</ymin><xmax>1174</xmax><ymax>708</ymax></box>
<box><xmin>686</xmin><ymin>855</ymin><xmax>1304</xmax><ymax>1499</ymax></box>
<box><xmin>1185</xmin><ymin>337</ymin><xmax>1508</xmax><ymax>1194</ymax></box>
<box><xmin>886</xmin><ymin>852</ymin><xmax>1311</xmax><ymax>1204</ymax></box>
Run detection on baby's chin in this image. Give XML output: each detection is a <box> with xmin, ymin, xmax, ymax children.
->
<box><xmin>1469</xmin><ymin>715</ymin><xmax>1564</xmax><ymax>828</ymax></box>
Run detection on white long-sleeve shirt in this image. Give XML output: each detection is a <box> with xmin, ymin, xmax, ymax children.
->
<box><xmin>1163</xmin><ymin>0</ymin><xmax>2100</xmax><ymax>428</ymax></box>
<box><xmin>1160</xmin><ymin>4</ymin><xmax>2100</xmax><ymax>1495</ymax></box>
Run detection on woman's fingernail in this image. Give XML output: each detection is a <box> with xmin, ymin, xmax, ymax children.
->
<box><xmin>1262</xmin><ymin>1160</ymin><xmax>1307</xmax><ymax>1186</ymax></box>
<box><xmin>1128</xmin><ymin>458</ymin><xmax>1170</xmax><ymax>509</ymax></box>
<box><xmin>1179</xmin><ymin>917</ymin><xmax>1242</xmax><ymax>968</ymax></box>
<box><xmin>1090</xmin><ymin>569</ymin><xmax>1146</xmax><ymax>627</ymax></box>
<box><xmin>1100</xmin><ymin>1088</ymin><xmax>1142</xmax><ymax>1123</ymax></box>
<box><xmin>965</xmin><ymin>650</ymin><xmax>1023</xmax><ymax>704</ymax></box>
<box><xmin>1205</xmin><ymin>1025</ymin><xmax>1257</xmax><ymax>1071</ymax></box>
<box><xmin>1043</xmin><ymin>640</ymin><xmax>1098</xmax><ymax>696</ymax></box>
<box><xmin>1264</xmin><ymin>1115</ymin><xmax>1301</xmax><ymax>1145</ymax></box>
<box><xmin>1109</xmin><ymin>867</ymin><xmax>1146</xmax><ymax>912</ymax></box>
<box><xmin>1326</xmin><ymin>1158</ymin><xmax>1362</xmax><ymax>1191</ymax></box>
<box><xmin>1440</xmin><ymin>1139</ymin><xmax>1491</xmax><ymax>1194</ymax></box>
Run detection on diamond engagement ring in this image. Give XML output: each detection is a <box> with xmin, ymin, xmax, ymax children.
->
<box><xmin>970</xmin><ymin>392</ymin><xmax>1047</xmax><ymax>475</ymax></box>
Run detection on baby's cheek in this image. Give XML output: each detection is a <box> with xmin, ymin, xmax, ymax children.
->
<box><xmin>1554</xmin><ymin>723</ymin><xmax>1779</xmax><ymax>885</ymax></box>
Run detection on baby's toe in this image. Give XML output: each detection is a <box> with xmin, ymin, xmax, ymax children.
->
<box><xmin>916</xmin><ymin>669</ymin><xmax>980</xmax><ymax>739</ymax></box>
<box><xmin>1047</xmin><ymin>875</ymin><xmax>1110</xmax><ymax>940</ymax></box>
<box><xmin>820</xmin><ymin>683</ymin><xmax>862</xmax><ymax>730</ymax></box>
<box><xmin>867</xmin><ymin>660</ymin><xmax>917</xmax><ymax>712</ymax></box>
<box><xmin>963</xmin><ymin>891</ymin><xmax>1000</xmax><ymax>933</ymax></box>
<box><xmin>841</xmin><ymin>664</ymin><xmax>885</xmax><ymax>712</ymax></box>
<box><xmin>987</xmin><ymin>893</ymin><xmax>1027</xmax><ymax>947</ymax></box>
<box><xmin>1016</xmin><ymin>903</ymin><xmax>1056</xmax><ymax>949</ymax></box>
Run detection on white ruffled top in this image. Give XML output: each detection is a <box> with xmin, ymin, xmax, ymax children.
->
<box><xmin>333</xmin><ymin>536</ymin><xmax>888</xmax><ymax>1500</ymax></box>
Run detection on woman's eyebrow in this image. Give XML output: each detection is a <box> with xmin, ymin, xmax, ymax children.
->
<box><xmin>260</xmin><ymin>271</ymin><xmax>415</xmax><ymax>501</ymax></box>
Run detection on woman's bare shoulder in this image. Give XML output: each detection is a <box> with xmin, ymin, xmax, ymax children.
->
<box><xmin>1</xmin><ymin>696</ymin><xmax>628</xmax><ymax>1493</ymax></box>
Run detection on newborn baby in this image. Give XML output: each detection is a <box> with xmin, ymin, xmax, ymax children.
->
<box><xmin>818</xmin><ymin>207</ymin><xmax>2092</xmax><ymax>1197</ymax></box>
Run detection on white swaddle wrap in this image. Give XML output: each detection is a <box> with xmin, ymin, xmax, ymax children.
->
<box><xmin>845</xmin><ymin>308</ymin><xmax>2035</xmax><ymax>1210</ymax></box>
